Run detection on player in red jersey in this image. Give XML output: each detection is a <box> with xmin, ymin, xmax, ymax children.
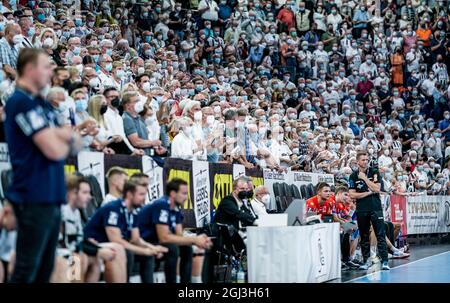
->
<box><xmin>306</xmin><ymin>182</ymin><xmax>334</xmax><ymax>220</ymax></box>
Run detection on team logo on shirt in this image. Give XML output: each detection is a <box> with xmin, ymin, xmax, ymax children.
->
<box><xmin>108</xmin><ymin>211</ymin><xmax>119</xmax><ymax>225</ymax></box>
<box><xmin>159</xmin><ymin>210</ymin><xmax>169</xmax><ymax>223</ymax></box>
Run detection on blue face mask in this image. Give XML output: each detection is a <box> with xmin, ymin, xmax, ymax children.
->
<box><xmin>106</xmin><ymin>49</ymin><xmax>113</xmax><ymax>56</ymax></box>
<box><xmin>75</xmin><ymin>99</ymin><xmax>88</xmax><ymax>112</ymax></box>
<box><xmin>75</xmin><ymin>19</ymin><xmax>82</xmax><ymax>27</ymax></box>
<box><xmin>214</xmin><ymin>58</ymin><xmax>221</xmax><ymax>64</ymax></box>
<box><xmin>28</xmin><ymin>27</ymin><xmax>35</xmax><ymax>37</ymax></box>
<box><xmin>145</xmin><ymin>36</ymin><xmax>151</xmax><ymax>43</ymax></box>
<box><xmin>92</xmin><ymin>54</ymin><xmax>99</xmax><ymax>63</ymax></box>
<box><xmin>105</xmin><ymin>63</ymin><xmax>113</xmax><ymax>72</ymax></box>
<box><xmin>37</xmin><ymin>13</ymin><xmax>45</xmax><ymax>22</ymax></box>
<box><xmin>72</xmin><ymin>46</ymin><xmax>81</xmax><ymax>56</ymax></box>
<box><xmin>0</xmin><ymin>22</ymin><xmax>5</xmax><ymax>33</ymax></box>
<box><xmin>209</xmin><ymin>84</ymin><xmax>218</xmax><ymax>91</ymax></box>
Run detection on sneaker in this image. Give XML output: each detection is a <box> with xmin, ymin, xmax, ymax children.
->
<box><xmin>382</xmin><ymin>261</ymin><xmax>390</xmax><ymax>270</ymax></box>
<box><xmin>359</xmin><ymin>260</ymin><xmax>373</xmax><ymax>270</ymax></box>
<box><xmin>391</xmin><ymin>251</ymin><xmax>410</xmax><ymax>259</ymax></box>
<box><xmin>371</xmin><ymin>256</ymin><xmax>381</xmax><ymax>264</ymax></box>
<box><xmin>346</xmin><ymin>260</ymin><xmax>360</xmax><ymax>269</ymax></box>
<box><xmin>351</xmin><ymin>259</ymin><xmax>364</xmax><ymax>266</ymax></box>
<box><xmin>341</xmin><ymin>263</ymin><xmax>350</xmax><ymax>271</ymax></box>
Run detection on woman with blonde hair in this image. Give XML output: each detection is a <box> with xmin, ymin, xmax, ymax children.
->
<box><xmin>87</xmin><ymin>94</ymin><xmax>118</xmax><ymax>154</ymax></box>
<box><xmin>36</xmin><ymin>27</ymin><xmax>63</xmax><ymax>65</ymax></box>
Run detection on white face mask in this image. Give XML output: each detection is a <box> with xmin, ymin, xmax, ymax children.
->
<box><xmin>277</xmin><ymin>134</ymin><xmax>284</xmax><ymax>141</ymax></box>
<box><xmin>142</xmin><ymin>81</ymin><xmax>151</xmax><ymax>92</ymax></box>
<box><xmin>384</xmin><ymin>149</ymin><xmax>390</xmax><ymax>156</ymax></box>
<box><xmin>206</xmin><ymin>115</ymin><xmax>215</xmax><ymax>125</ymax></box>
<box><xmin>261</xmin><ymin>194</ymin><xmax>270</xmax><ymax>206</ymax></box>
<box><xmin>134</xmin><ymin>101</ymin><xmax>144</xmax><ymax>113</ymax></box>
<box><xmin>194</xmin><ymin>111</ymin><xmax>203</xmax><ymax>121</ymax></box>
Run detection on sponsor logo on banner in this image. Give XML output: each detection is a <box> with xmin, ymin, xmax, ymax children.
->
<box><xmin>0</xmin><ymin>143</ymin><xmax>11</xmax><ymax>198</ymax></box>
<box><xmin>310</xmin><ymin>225</ymin><xmax>328</xmax><ymax>280</ymax></box>
<box><xmin>389</xmin><ymin>194</ymin><xmax>408</xmax><ymax>235</ymax></box>
<box><xmin>142</xmin><ymin>156</ymin><xmax>164</xmax><ymax>203</ymax></box>
<box><xmin>167</xmin><ymin>168</ymin><xmax>192</xmax><ymax>210</ymax></box>
<box><xmin>77</xmin><ymin>151</ymin><xmax>105</xmax><ymax>197</ymax></box>
<box><xmin>317</xmin><ymin>174</ymin><xmax>335</xmax><ymax>185</ymax></box>
<box><xmin>406</xmin><ymin>196</ymin><xmax>450</xmax><ymax>234</ymax></box>
<box><xmin>232</xmin><ymin>164</ymin><xmax>246</xmax><ymax>180</ymax></box>
<box><xmin>192</xmin><ymin>161</ymin><xmax>211</xmax><ymax>227</ymax></box>
<box><xmin>444</xmin><ymin>201</ymin><xmax>450</xmax><ymax>227</ymax></box>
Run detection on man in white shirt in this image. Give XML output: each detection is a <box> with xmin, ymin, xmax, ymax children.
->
<box><xmin>103</xmin><ymin>88</ymin><xmax>143</xmax><ymax>155</ymax></box>
<box><xmin>198</xmin><ymin>0</ymin><xmax>219</xmax><ymax>22</ymax></box>
<box><xmin>97</xmin><ymin>54</ymin><xmax>115</xmax><ymax>89</ymax></box>
<box><xmin>102</xmin><ymin>167</ymin><xmax>129</xmax><ymax>206</ymax></box>
<box><xmin>268</xmin><ymin>126</ymin><xmax>292</xmax><ymax>167</ymax></box>
<box><xmin>299</xmin><ymin>100</ymin><xmax>316</xmax><ymax>120</ymax></box>
<box><xmin>336</xmin><ymin>117</ymin><xmax>355</xmax><ymax>138</ymax></box>
<box><xmin>250</xmin><ymin>186</ymin><xmax>270</xmax><ymax>219</ymax></box>
<box><xmin>359</xmin><ymin>55</ymin><xmax>377</xmax><ymax>79</ymax></box>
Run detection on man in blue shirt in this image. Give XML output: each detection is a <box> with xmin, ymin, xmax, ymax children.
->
<box><xmin>84</xmin><ymin>181</ymin><xmax>167</xmax><ymax>283</ymax></box>
<box><xmin>439</xmin><ymin>111</ymin><xmax>450</xmax><ymax>143</ymax></box>
<box><xmin>4</xmin><ymin>48</ymin><xmax>79</xmax><ymax>283</ymax></box>
<box><xmin>137</xmin><ymin>178</ymin><xmax>212</xmax><ymax>283</ymax></box>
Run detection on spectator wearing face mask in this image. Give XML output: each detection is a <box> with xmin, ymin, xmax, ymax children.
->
<box><xmin>439</xmin><ymin>111</ymin><xmax>450</xmax><ymax>144</ymax></box>
<box><xmin>0</xmin><ymin>23</ymin><xmax>22</xmax><ymax>80</ymax></box>
<box><xmin>250</xmin><ymin>185</ymin><xmax>271</xmax><ymax>219</ymax></box>
<box><xmin>122</xmin><ymin>91</ymin><xmax>165</xmax><ymax>158</ymax></box>
<box><xmin>97</xmin><ymin>54</ymin><xmax>115</xmax><ymax>89</ymax></box>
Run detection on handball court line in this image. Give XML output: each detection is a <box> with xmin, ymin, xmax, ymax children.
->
<box><xmin>346</xmin><ymin>251</ymin><xmax>450</xmax><ymax>283</ymax></box>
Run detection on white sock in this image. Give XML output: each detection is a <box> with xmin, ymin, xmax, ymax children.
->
<box><xmin>176</xmin><ymin>275</ymin><xmax>181</xmax><ymax>283</ymax></box>
<box><xmin>191</xmin><ymin>276</ymin><xmax>202</xmax><ymax>283</ymax></box>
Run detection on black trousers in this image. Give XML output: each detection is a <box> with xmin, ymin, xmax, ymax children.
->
<box><xmin>10</xmin><ymin>203</ymin><xmax>61</xmax><ymax>283</ymax></box>
<box><xmin>126</xmin><ymin>250</ymin><xmax>155</xmax><ymax>283</ymax></box>
<box><xmin>356</xmin><ymin>210</ymin><xmax>388</xmax><ymax>263</ymax></box>
<box><xmin>157</xmin><ymin>244</ymin><xmax>193</xmax><ymax>284</ymax></box>
<box><xmin>385</xmin><ymin>221</ymin><xmax>395</xmax><ymax>253</ymax></box>
<box><xmin>341</xmin><ymin>233</ymin><xmax>351</xmax><ymax>263</ymax></box>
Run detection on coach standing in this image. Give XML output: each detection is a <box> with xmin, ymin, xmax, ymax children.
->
<box><xmin>348</xmin><ymin>151</ymin><xmax>390</xmax><ymax>271</ymax></box>
<box><xmin>4</xmin><ymin>49</ymin><xmax>79</xmax><ymax>282</ymax></box>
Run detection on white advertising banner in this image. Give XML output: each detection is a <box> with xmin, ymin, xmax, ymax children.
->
<box><xmin>263</xmin><ymin>169</ymin><xmax>291</xmax><ymax>210</ymax></box>
<box><xmin>77</xmin><ymin>151</ymin><xmax>105</xmax><ymax>197</ymax></box>
<box><xmin>192</xmin><ymin>161</ymin><xmax>211</xmax><ymax>227</ymax></box>
<box><xmin>247</xmin><ymin>223</ymin><xmax>341</xmax><ymax>283</ymax></box>
<box><xmin>291</xmin><ymin>171</ymin><xmax>315</xmax><ymax>188</ymax></box>
<box><xmin>232</xmin><ymin>164</ymin><xmax>246</xmax><ymax>180</ymax></box>
<box><xmin>0</xmin><ymin>143</ymin><xmax>11</xmax><ymax>198</ymax></box>
<box><xmin>142</xmin><ymin>156</ymin><xmax>164</xmax><ymax>203</ymax></box>
<box><xmin>406</xmin><ymin>195</ymin><xmax>450</xmax><ymax>234</ymax></box>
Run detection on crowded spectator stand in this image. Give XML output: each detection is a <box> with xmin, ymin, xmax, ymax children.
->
<box><xmin>1</xmin><ymin>0</ymin><xmax>450</xmax><ymax>284</ymax></box>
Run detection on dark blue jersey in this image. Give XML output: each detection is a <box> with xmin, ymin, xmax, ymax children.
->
<box><xmin>137</xmin><ymin>196</ymin><xmax>183</xmax><ymax>243</ymax></box>
<box><xmin>84</xmin><ymin>200</ymin><xmax>138</xmax><ymax>243</ymax></box>
<box><xmin>4</xmin><ymin>89</ymin><xmax>66</xmax><ymax>205</ymax></box>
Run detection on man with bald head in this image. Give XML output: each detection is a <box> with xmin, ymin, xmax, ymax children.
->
<box><xmin>0</xmin><ymin>23</ymin><xmax>22</xmax><ymax>79</ymax></box>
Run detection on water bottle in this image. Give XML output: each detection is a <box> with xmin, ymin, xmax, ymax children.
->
<box><xmin>231</xmin><ymin>267</ymin><xmax>237</xmax><ymax>283</ymax></box>
<box><xmin>237</xmin><ymin>265</ymin><xmax>245</xmax><ymax>283</ymax></box>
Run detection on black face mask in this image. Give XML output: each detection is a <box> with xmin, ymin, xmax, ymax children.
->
<box><xmin>246</xmin><ymin>190</ymin><xmax>254</xmax><ymax>199</ymax></box>
<box><xmin>62</xmin><ymin>79</ymin><xmax>71</xmax><ymax>90</ymax></box>
<box><xmin>262</xmin><ymin>106</ymin><xmax>269</xmax><ymax>111</ymax></box>
<box><xmin>100</xmin><ymin>104</ymin><xmax>108</xmax><ymax>115</ymax></box>
<box><xmin>237</xmin><ymin>191</ymin><xmax>247</xmax><ymax>200</ymax></box>
<box><xmin>111</xmin><ymin>97</ymin><xmax>121</xmax><ymax>108</ymax></box>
